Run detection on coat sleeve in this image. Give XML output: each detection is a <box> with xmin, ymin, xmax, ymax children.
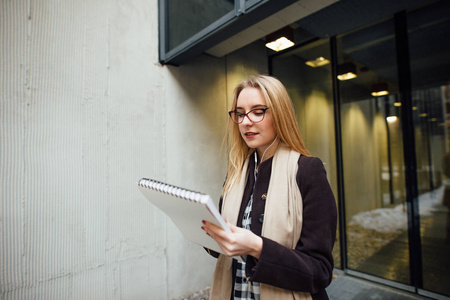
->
<box><xmin>245</xmin><ymin>156</ymin><xmax>337</xmax><ymax>294</ymax></box>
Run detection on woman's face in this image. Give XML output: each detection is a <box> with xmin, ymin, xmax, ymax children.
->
<box><xmin>236</xmin><ymin>87</ymin><xmax>277</xmax><ymax>157</ymax></box>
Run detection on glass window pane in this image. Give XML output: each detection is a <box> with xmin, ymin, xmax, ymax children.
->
<box><xmin>271</xmin><ymin>39</ymin><xmax>340</xmax><ymax>268</ymax></box>
<box><xmin>167</xmin><ymin>0</ymin><xmax>234</xmax><ymax>51</ymax></box>
<box><xmin>408</xmin><ymin>0</ymin><xmax>450</xmax><ymax>296</ymax></box>
<box><xmin>337</xmin><ymin>19</ymin><xmax>411</xmax><ymax>284</ymax></box>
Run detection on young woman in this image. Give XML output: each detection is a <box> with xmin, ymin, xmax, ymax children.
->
<box><xmin>202</xmin><ymin>75</ymin><xmax>337</xmax><ymax>300</ymax></box>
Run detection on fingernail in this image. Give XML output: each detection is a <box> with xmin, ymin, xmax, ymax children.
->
<box><xmin>201</xmin><ymin>226</ymin><xmax>205</xmax><ymax>231</ymax></box>
<box><xmin>202</xmin><ymin>220</ymin><xmax>206</xmax><ymax>225</ymax></box>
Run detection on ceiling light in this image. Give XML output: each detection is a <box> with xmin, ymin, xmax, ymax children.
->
<box><xmin>266</xmin><ymin>37</ymin><xmax>295</xmax><ymax>52</ymax></box>
<box><xmin>386</xmin><ymin>116</ymin><xmax>398</xmax><ymax>123</ymax></box>
<box><xmin>337</xmin><ymin>62</ymin><xmax>357</xmax><ymax>81</ymax></box>
<box><xmin>372</xmin><ymin>90</ymin><xmax>389</xmax><ymax>97</ymax></box>
<box><xmin>305</xmin><ymin>57</ymin><xmax>330</xmax><ymax>68</ymax></box>
<box><xmin>371</xmin><ymin>82</ymin><xmax>389</xmax><ymax>97</ymax></box>
<box><xmin>265</xmin><ymin>27</ymin><xmax>295</xmax><ymax>52</ymax></box>
<box><xmin>394</xmin><ymin>102</ymin><xmax>402</xmax><ymax>107</ymax></box>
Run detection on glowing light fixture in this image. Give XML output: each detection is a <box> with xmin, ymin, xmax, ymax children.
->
<box><xmin>371</xmin><ymin>82</ymin><xmax>389</xmax><ymax>97</ymax></box>
<box><xmin>394</xmin><ymin>102</ymin><xmax>402</xmax><ymax>107</ymax></box>
<box><xmin>265</xmin><ymin>27</ymin><xmax>295</xmax><ymax>52</ymax></box>
<box><xmin>387</xmin><ymin>116</ymin><xmax>398</xmax><ymax>123</ymax></box>
<box><xmin>266</xmin><ymin>37</ymin><xmax>294</xmax><ymax>52</ymax></box>
<box><xmin>305</xmin><ymin>57</ymin><xmax>330</xmax><ymax>68</ymax></box>
<box><xmin>337</xmin><ymin>62</ymin><xmax>357</xmax><ymax>81</ymax></box>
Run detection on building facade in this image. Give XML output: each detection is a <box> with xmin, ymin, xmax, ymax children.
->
<box><xmin>1</xmin><ymin>0</ymin><xmax>449</xmax><ymax>299</ymax></box>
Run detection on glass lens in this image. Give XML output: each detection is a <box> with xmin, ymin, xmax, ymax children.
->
<box><xmin>248</xmin><ymin>109</ymin><xmax>265</xmax><ymax>123</ymax></box>
<box><xmin>230</xmin><ymin>111</ymin><xmax>240</xmax><ymax>123</ymax></box>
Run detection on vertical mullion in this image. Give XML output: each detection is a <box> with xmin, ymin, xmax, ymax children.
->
<box><xmin>330</xmin><ymin>36</ymin><xmax>347</xmax><ymax>270</ymax></box>
<box><xmin>236</xmin><ymin>0</ymin><xmax>245</xmax><ymax>16</ymax></box>
<box><xmin>158</xmin><ymin>0</ymin><xmax>167</xmax><ymax>62</ymax></box>
<box><xmin>394</xmin><ymin>11</ymin><xmax>423</xmax><ymax>291</ymax></box>
<box><xmin>384</xmin><ymin>97</ymin><xmax>395</xmax><ymax>205</ymax></box>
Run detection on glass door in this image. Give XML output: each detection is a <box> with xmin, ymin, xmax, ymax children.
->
<box><xmin>336</xmin><ymin>18</ymin><xmax>412</xmax><ymax>285</ymax></box>
<box><xmin>407</xmin><ymin>1</ymin><xmax>450</xmax><ymax>296</ymax></box>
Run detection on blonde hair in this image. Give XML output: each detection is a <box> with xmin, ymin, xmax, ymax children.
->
<box><xmin>223</xmin><ymin>75</ymin><xmax>309</xmax><ymax>195</ymax></box>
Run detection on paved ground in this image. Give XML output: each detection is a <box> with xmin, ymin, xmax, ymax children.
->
<box><xmin>326</xmin><ymin>274</ymin><xmax>430</xmax><ymax>300</ymax></box>
<box><xmin>174</xmin><ymin>273</ymin><xmax>435</xmax><ymax>300</ymax></box>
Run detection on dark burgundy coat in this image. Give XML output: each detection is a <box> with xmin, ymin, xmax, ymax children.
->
<box><xmin>210</xmin><ymin>154</ymin><xmax>337</xmax><ymax>300</ymax></box>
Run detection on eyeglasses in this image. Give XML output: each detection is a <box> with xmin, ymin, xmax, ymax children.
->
<box><xmin>228</xmin><ymin>107</ymin><xmax>270</xmax><ymax>124</ymax></box>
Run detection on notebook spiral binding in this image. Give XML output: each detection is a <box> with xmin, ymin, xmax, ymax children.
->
<box><xmin>138</xmin><ymin>178</ymin><xmax>209</xmax><ymax>204</ymax></box>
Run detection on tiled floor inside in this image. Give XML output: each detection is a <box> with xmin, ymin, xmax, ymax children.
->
<box><xmin>345</xmin><ymin>205</ymin><xmax>450</xmax><ymax>298</ymax></box>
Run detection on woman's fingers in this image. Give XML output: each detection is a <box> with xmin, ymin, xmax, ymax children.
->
<box><xmin>202</xmin><ymin>220</ymin><xmax>239</xmax><ymax>255</ymax></box>
<box><xmin>201</xmin><ymin>220</ymin><xmax>262</xmax><ymax>258</ymax></box>
<box><xmin>202</xmin><ymin>221</ymin><xmax>232</xmax><ymax>243</ymax></box>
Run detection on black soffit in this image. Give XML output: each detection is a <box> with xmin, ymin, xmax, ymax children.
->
<box><xmin>295</xmin><ymin>0</ymin><xmax>431</xmax><ymax>39</ymax></box>
<box><xmin>293</xmin><ymin>0</ymin><xmax>450</xmax><ymax>90</ymax></box>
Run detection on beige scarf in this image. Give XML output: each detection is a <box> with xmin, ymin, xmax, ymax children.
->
<box><xmin>210</xmin><ymin>143</ymin><xmax>312</xmax><ymax>300</ymax></box>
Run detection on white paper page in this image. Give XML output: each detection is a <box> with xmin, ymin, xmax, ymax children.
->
<box><xmin>138</xmin><ymin>184</ymin><xmax>226</xmax><ymax>254</ymax></box>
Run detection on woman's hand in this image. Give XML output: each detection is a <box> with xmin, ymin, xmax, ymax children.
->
<box><xmin>202</xmin><ymin>220</ymin><xmax>263</xmax><ymax>259</ymax></box>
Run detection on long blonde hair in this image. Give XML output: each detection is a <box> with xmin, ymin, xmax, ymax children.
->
<box><xmin>223</xmin><ymin>75</ymin><xmax>309</xmax><ymax>195</ymax></box>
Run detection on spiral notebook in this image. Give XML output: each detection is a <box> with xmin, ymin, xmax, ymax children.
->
<box><xmin>137</xmin><ymin>178</ymin><xmax>239</xmax><ymax>259</ymax></box>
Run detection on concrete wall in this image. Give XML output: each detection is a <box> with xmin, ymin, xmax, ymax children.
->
<box><xmin>1</xmin><ymin>0</ymin><xmax>268</xmax><ymax>299</ymax></box>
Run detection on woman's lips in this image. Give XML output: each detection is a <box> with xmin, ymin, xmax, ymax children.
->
<box><xmin>244</xmin><ymin>132</ymin><xmax>258</xmax><ymax>138</ymax></box>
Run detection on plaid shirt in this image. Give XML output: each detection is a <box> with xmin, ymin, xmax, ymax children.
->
<box><xmin>234</xmin><ymin>192</ymin><xmax>261</xmax><ymax>299</ymax></box>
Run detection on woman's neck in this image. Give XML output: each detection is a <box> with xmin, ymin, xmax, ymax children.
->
<box><xmin>257</xmin><ymin>139</ymin><xmax>279</xmax><ymax>165</ymax></box>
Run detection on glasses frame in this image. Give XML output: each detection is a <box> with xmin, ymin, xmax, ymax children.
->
<box><xmin>228</xmin><ymin>107</ymin><xmax>270</xmax><ymax>124</ymax></box>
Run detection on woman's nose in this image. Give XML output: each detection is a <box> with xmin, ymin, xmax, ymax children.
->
<box><xmin>241</xmin><ymin>113</ymin><xmax>254</xmax><ymax>125</ymax></box>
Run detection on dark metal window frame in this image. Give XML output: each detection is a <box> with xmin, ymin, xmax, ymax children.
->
<box><xmin>394</xmin><ymin>10</ymin><xmax>423</xmax><ymax>292</ymax></box>
<box><xmin>158</xmin><ymin>0</ymin><xmax>297</xmax><ymax>65</ymax></box>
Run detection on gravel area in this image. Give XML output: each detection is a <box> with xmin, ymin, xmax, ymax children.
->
<box><xmin>172</xmin><ymin>287</ymin><xmax>210</xmax><ymax>300</ymax></box>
